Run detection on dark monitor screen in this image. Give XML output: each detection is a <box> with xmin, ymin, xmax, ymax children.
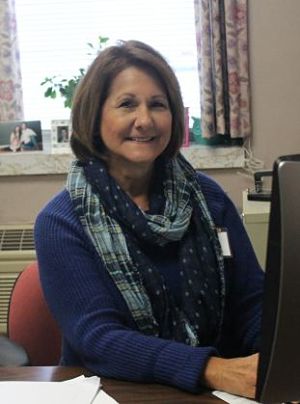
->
<box><xmin>256</xmin><ymin>154</ymin><xmax>300</xmax><ymax>403</ymax></box>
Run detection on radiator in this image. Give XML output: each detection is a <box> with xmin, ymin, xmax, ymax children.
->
<box><xmin>0</xmin><ymin>225</ymin><xmax>36</xmax><ymax>334</ymax></box>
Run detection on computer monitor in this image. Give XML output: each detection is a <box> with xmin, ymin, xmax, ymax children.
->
<box><xmin>256</xmin><ymin>154</ymin><xmax>300</xmax><ymax>403</ymax></box>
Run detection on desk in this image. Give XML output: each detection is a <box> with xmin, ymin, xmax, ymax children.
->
<box><xmin>0</xmin><ymin>366</ymin><xmax>222</xmax><ymax>403</ymax></box>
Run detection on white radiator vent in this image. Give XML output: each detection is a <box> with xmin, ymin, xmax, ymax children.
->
<box><xmin>0</xmin><ymin>228</ymin><xmax>35</xmax><ymax>251</ymax></box>
<box><xmin>0</xmin><ymin>224</ymin><xmax>36</xmax><ymax>334</ymax></box>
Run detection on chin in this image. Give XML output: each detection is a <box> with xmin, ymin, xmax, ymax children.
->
<box><xmin>125</xmin><ymin>152</ymin><xmax>161</xmax><ymax>165</ymax></box>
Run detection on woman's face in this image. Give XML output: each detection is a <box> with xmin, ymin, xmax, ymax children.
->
<box><xmin>100</xmin><ymin>66</ymin><xmax>172</xmax><ymax>172</ymax></box>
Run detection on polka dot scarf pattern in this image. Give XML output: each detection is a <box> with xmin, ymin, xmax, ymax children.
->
<box><xmin>67</xmin><ymin>154</ymin><xmax>225</xmax><ymax>346</ymax></box>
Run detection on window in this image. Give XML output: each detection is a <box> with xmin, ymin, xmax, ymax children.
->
<box><xmin>15</xmin><ymin>0</ymin><xmax>200</xmax><ymax>130</ymax></box>
<box><xmin>12</xmin><ymin>0</ymin><xmax>245</xmax><ymax>172</ymax></box>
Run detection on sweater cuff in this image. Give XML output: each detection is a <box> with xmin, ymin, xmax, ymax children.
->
<box><xmin>154</xmin><ymin>343</ymin><xmax>218</xmax><ymax>393</ymax></box>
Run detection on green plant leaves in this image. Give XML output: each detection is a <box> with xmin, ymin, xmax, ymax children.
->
<box><xmin>40</xmin><ymin>36</ymin><xmax>109</xmax><ymax>108</ymax></box>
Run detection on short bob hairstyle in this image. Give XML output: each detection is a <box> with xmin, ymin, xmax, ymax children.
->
<box><xmin>70</xmin><ymin>40</ymin><xmax>185</xmax><ymax>161</ymax></box>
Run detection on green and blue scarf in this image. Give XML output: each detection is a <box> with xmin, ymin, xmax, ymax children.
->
<box><xmin>67</xmin><ymin>154</ymin><xmax>225</xmax><ymax>346</ymax></box>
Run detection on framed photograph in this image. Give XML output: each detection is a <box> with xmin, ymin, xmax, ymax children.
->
<box><xmin>0</xmin><ymin>120</ymin><xmax>43</xmax><ymax>153</ymax></box>
<box><xmin>51</xmin><ymin>119</ymin><xmax>71</xmax><ymax>153</ymax></box>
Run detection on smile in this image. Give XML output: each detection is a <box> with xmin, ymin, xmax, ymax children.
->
<box><xmin>127</xmin><ymin>137</ymin><xmax>155</xmax><ymax>142</ymax></box>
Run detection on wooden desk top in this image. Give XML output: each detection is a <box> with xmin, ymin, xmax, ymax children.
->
<box><xmin>0</xmin><ymin>366</ymin><xmax>222</xmax><ymax>403</ymax></box>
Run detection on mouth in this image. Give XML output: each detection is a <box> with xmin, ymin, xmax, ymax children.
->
<box><xmin>126</xmin><ymin>136</ymin><xmax>155</xmax><ymax>143</ymax></box>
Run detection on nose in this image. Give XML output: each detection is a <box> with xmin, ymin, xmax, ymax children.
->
<box><xmin>134</xmin><ymin>105</ymin><xmax>153</xmax><ymax>129</ymax></box>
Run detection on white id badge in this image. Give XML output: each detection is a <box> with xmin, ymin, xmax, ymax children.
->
<box><xmin>217</xmin><ymin>228</ymin><xmax>232</xmax><ymax>257</ymax></box>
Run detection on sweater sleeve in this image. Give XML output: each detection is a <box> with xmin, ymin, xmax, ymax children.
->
<box><xmin>34</xmin><ymin>191</ymin><xmax>216</xmax><ymax>393</ymax></box>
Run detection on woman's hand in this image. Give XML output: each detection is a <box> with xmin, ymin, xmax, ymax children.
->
<box><xmin>202</xmin><ymin>353</ymin><xmax>259</xmax><ymax>399</ymax></box>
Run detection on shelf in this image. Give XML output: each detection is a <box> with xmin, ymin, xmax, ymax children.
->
<box><xmin>0</xmin><ymin>145</ymin><xmax>244</xmax><ymax>176</ymax></box>
<box><xmin>0</xmin><ymin>152</ymin><xmax>73</xmax><ymax>176</ymax></box>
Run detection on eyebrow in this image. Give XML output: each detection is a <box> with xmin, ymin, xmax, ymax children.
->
<box><xmin>115</xmin><ymin>93</ymin><xmax>168</xmax><ymax>101</ymax></box>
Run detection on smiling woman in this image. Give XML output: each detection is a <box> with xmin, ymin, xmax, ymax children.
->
<box><xmin>70</xmin><ymin>40</ymin><xmax>185</xmax><ymax>164</ymax></box>
<box><xmin>35</xmin><ymin>39</ymin><xmax>264</xmax><ymax>399</ymax></box>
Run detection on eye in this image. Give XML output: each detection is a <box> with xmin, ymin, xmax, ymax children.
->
<box><xmin>150</xmin><ymin>99</ymin><xmax>169</xmax><ymax>109</ymax></box>
<box><xmin>118</xmin><ymin>99</ymin><xmax>136</xmax><ymax>108</ymax></box>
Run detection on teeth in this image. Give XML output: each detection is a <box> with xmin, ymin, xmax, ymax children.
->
<box><xmin>129</xmin><ymin>137</ymin><xmax>154</xmax><ymax>142</ymax></box>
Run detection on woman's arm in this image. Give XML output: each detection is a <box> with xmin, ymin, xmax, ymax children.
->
<box><xmin>197</xmin><ymin>174</ymin><xmax>264</xmax><ymax>397</ymax></box>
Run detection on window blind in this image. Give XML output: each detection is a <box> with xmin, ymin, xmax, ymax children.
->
<box><xmin>15</xmin><ymin>0</ymin><xmax>200</xmax><ymax>129</ymax></box>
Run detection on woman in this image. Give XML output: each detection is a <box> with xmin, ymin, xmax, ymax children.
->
<box><xmin>35</xmin><ymin>40</ymin><xmax>264</xmax><ymax>398</ymax></box>
<box><xmin>9</xmin><ymin>125</ymin><xmax>21</xmax><ymax>152</ymax></box>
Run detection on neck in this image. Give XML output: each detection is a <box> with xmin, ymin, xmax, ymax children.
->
<box><xmin>107</xmin><ymin>160</ymin><xmax>154</xmax><ymax>210</ymax></box>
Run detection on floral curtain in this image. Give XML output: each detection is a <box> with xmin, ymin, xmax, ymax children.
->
<box><xmin>0</xmin><ymin>0</ymin><xmax>23</xmax><ymax>121</ymax></box>
<box><xmin>194</xmin><ymin>0</ymin><xmax>250</xmax><ymax>138</ymax></box>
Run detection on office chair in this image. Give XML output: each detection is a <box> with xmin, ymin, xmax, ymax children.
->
<box><xmin>7</xmin><ymin>261</ymin><xmax>61</xmax><ymax>365</ymax></box>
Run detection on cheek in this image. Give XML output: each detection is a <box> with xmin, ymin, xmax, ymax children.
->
<box><xmin>100</xmin><ymin>112</ymin><xmax>117</xmax><ymax>141</ymax></box>
<box><xmin>158</xmin><ymin>111</ymin><xmax>172</xmax><ymax>132</ymax></box>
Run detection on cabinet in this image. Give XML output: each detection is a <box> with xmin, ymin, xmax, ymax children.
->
<box><xmin>242</xmin><ymin>191</ymin><xmax>270</xmax><ymax>270</ymax></box>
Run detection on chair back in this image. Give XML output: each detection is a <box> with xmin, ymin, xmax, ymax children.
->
<box><xmin>8</xmin><ymin>261</ymin><xmax>61</xmax><ymax>365</ymax></box>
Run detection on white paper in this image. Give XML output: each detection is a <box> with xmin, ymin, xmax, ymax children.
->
<box><xmin>93</xmin><ymin>390</ymin><xmax>119</xmax><ymax>404</ymax></box>
<box><xmin>64</xmin><ymin>376</ymin><xmax>118</xmax><ymax>403</ymax></box>
<box><xmin>0</xmin><ymin>375</ymin><xmax>118</xmax><ymax>404</ymax></box>
<box><xmin>213</xmin><ymin>390</ymin><xmax>260</xmax><ymax>404</ymax></box>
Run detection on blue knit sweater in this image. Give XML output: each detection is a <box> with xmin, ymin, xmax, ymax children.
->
<box><xmin>35</xmin><ymin>171</ymin><xmax>264</xmax><ymax>393</ymax></box>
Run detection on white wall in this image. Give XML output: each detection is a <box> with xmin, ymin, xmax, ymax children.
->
<box><xmin>249</xmin><ymin>0</ymin><xmax>300</xmax><ymax>166</ymax></box>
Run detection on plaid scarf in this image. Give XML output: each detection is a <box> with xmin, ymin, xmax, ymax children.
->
<box><xmin>67</xmin><ymin>154</ymin><xmax>225</xmax><ymax>346</ymax></box>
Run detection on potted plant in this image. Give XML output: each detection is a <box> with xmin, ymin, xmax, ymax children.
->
<box><xmin>40</xmin><ymin>36</ymin><xmax>109</xmax><ymax>108</ymax></box>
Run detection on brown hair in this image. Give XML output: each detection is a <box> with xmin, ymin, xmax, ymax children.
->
<box><xmin>70</xmin><ymin>40</ymin><xmax>185</xmax><ymax>161</ymax></box>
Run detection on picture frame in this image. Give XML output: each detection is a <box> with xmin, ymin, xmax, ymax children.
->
<box><xmin>0</xmin><ymin>120</ymin><xmax>43</xmax><ymax>153</ymax></box>
<box><xmin>51</xmin><ymin>119</ymin><xmax>71</xmax><ymax>153</ymax></box>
